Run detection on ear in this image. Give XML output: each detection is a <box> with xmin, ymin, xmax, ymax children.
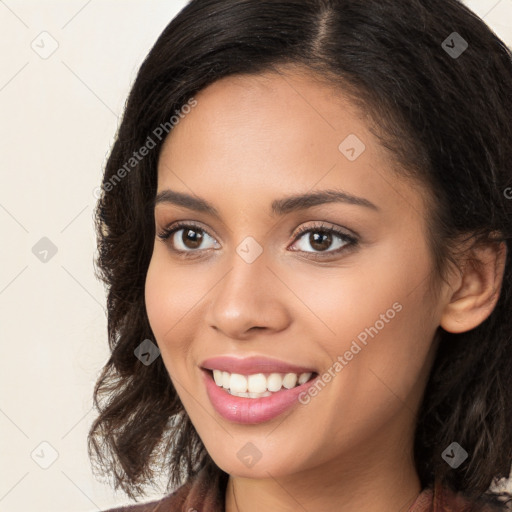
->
<box><xmin>440</xmin><ymin>239</ymin><xmax>507</xmax><ymax>333</ymax></box>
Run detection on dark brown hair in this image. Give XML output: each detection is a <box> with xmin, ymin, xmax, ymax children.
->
<box><xmin>88</xmin><ymin>0</ymin><xmax>512</xmax><ymax>506</ymax></box>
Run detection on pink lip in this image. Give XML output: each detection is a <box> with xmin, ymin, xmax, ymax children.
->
<box><xmin>200</xmin><ymin>355</ymin><xmax>316</xmax><ymax>375</ymax></box>
<box><xmin>202</xmin><ymin>369</ymin><xmax>319</xmax><ymax>424</ymax></box>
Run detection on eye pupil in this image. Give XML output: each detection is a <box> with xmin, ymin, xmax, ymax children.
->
<box><xmin>310</xmin><ymin>231</ymin><xmax>332</xmax><ymax>251</ymax></box>
<box><xmin>183</xmin><ymin>228</ymin><xmax>203</xmax><ymax>248</ymax></box>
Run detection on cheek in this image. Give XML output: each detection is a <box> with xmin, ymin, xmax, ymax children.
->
<box><xmin>144</xmin><ymin>247</ymin><xmax>215</xmax><ymax>380</ymax></box>
<box><xmin>144</xmin><ymin>251</ymin><xmax>191</xmax><ymax>366</ymax></box>
<box><xmin>332</xmin><ymin>292</ymin><xmax>436</xmax><ymax>423</ymax></box>
<box><xmin>145</xmin><ymin>255</ymin><xmax>170</xmax><ymax>342</ymax></box>
<box><xmin>316</xmin><ymin>237</ymin><xmax>437</xmax><ymax>396</ymax></box>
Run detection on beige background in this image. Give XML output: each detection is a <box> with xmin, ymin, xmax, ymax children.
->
<box><xmin>1</xmin><ymin>1</ymin><xmax>511</xmax><ymax>511</ymax></box>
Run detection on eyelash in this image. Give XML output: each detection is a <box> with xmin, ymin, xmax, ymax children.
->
<box><xmin>157</xmin><ymin>221</ymin><xmax>358</xmax><ymax>260</ymax></box>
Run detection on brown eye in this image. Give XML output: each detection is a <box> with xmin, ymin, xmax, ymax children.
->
<box><xmin>308</xmin><ymin>231</ymin><xmax>333</xmax><ymax>252</ymax></box>
<box><xmin>157</xmin><ymin>222</ymin><xmax>220</xmax><ymax>255</ymax></box>
<box><xmin>180</xmin><ymin>227</ymin><xmax>204</xmax><ymax>249</ymax></box>
<box><xmin>290</xmin><ymin>223</ymin><xmax>357</xmax><ymax>258</ymax></box>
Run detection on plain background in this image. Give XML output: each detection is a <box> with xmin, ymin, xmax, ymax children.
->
<box><xmin>1</xmin><ymin>1</ymin><xmax>511</xmax><ymax>511</ymax></box>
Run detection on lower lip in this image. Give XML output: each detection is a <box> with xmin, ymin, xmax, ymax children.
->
<box><xmin>202</xmin><ymin>369</ymin><xmax>318</xmax><ymax>424</ymax></box>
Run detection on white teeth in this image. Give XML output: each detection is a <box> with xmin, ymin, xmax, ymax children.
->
<box><xmin>213</xmin><ymin>369</ymin><xmax>223</xmax><ymax>386</ymax></box>
<box><xmin>228</xmin><ymin>390</ymin><xmax>273</xmax><ymax>398</ymax></box>
<box><xmin>282</xmin><ymin>373</ymin><xmax>297</xmax><ymax>389</ymax></box>
<box><xmin>298</xmin><ymin>372</ymin><xmax>312</xmax><ymax>385</ymax></box>
<box><xmin>247</xmin><ymin>373</ymin><xmax>267</xmax><ymax>393</ymax></box>
<box><xmin>229</xmin><ymin>373</ymin><xmax>248</xmax><ymax>393</ymax></box>
<box><xmin>267</xmin><ymin>373</ymin><xmax>283</xmax><ymax>392</ymax></box>
<box><xmin>211</xmin><ymin>370</ymin><xmax>314</xmax><ymax>396</ymax></box>
<box><xmin>249</xmin><ymin>391</ymin><xmax>272</xmax><ymax>398</ymax></box>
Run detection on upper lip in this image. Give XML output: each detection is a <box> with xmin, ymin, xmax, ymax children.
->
<box><xmin>200</xmin><ymin>356</ymin><xmax>317</xmax><ymax>375</ymax></box>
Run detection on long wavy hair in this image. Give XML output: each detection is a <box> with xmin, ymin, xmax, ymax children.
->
<box><xmin>88</xmin><ymin>0</ymin><xmax>512</xmax><ymax>505</ymax></box>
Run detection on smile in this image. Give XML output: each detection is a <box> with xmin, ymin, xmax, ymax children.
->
<box><xmin>202</xmin><ymin>369</ymin><xmax>319</xmax><ymax>424</ymax></box>
<box><xmin>212</xmin><ymin>369</ymin><xmax>314</xmax><ymax>398</ymax></box>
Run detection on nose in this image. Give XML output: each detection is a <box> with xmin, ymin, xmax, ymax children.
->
<box><xmin>204</xmin><ymin>245</ymin><xmax>291</xmax><ymax>340</ymax></box>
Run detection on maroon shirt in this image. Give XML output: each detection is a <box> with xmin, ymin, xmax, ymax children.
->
<box><xmin>104</xmin><ymin>468</ymin><xmax>508</xmax><ymax>512</ymax></box>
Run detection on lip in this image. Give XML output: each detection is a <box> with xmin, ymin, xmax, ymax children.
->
<box><xmin>202</xmin><ymin>368</ymin><xmax>319</xmax><ymax>424</ymax></box>
<box><xmin>200</xmin><ymin>355</ymin><xmax>317</xmax><ymax>375</ymax></box>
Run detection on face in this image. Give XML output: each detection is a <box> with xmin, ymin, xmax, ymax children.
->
<box><xmin>145</xmin><ymin>66</ymin><xmax>447</xmax><ymax>480</ymax></box>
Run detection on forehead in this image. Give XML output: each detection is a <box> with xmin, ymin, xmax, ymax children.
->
<box><xmin>156</xmin><ymin>67</ymin><xmax>426</xmax><ymax>221</ymax></box>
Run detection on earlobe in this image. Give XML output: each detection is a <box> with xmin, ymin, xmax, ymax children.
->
<box><xmin>439</xmin><ymin>240</ymin><xmax>507</xmax><ymax>334</ymax></box>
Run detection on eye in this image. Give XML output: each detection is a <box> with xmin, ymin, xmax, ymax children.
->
<box><xmin>157</xmin><ymin>220</ymin><xmax>358</xmax><ymax>260</ymax></box>
<box><xmin>289</xmin><ymin>222</ymin><xmax>358</xmax><ymax>258</ymax></box>
<box><xmin>157</xmin><ymin>221</ymin><xmax>220</xmax><ymax>257</ymax></box>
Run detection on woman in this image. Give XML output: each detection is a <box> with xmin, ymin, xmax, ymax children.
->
<box><xmin>89</xmin><ymin>0</ymin><xmax>512</xmax><ymax>510</ymax></box>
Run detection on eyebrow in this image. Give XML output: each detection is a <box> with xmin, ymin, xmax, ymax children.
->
<box><xmin>154</xmin><ymin>188</ymin><xmax>379</xmax><ymax>218</ymax></box>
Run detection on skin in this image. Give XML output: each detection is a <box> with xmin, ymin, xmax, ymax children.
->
<box><xmin>144</xmin><ymin>65</ymin><xmax>506</xmax><ymax>512</ymax></box>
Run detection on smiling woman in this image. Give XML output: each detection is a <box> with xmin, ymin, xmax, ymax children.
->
<box><xmin>89</xmin><ymin>1</ymin><xmax>512</xmax><ymax>511</ymax></box>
